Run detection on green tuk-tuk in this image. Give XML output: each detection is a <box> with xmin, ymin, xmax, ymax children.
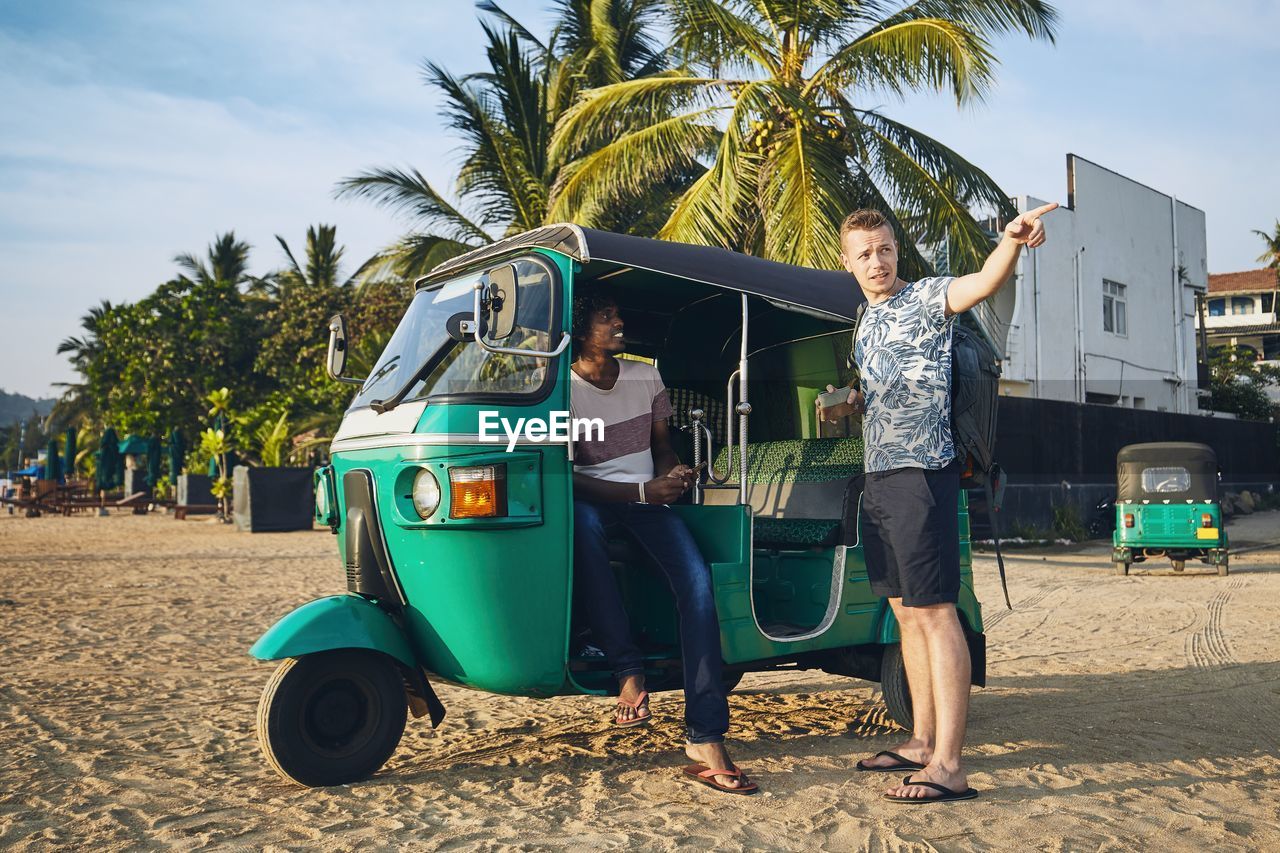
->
<box><xmin>1111</xmin><ymin>441</ymin><xmax>1229</xmax><ymax>576</ymax></box>
<box><xmin>250</xmin><ymin>224</ymin><xmax>988</xmax><ymax>787</ymax></box>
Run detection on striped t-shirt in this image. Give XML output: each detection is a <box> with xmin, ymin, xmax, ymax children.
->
<box><xmin>570</xmin><ymin>359</ymin><xmax>674</xmax><ymax>484</ymax></box>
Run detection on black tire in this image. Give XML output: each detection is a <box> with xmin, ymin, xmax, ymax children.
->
<box><xmin>1172</xmin><ymin>560</ymin><xmax>1185</xmax><ymax>572</ymax></box>
<box><xmin>1218</xmin><ymin>557</ymin><xmax>1229</xmax><ymax>577</ymax></box>
<box><xmin>257</xmin><ymin>649</ymin><xmax>407</xmax><ymax>787</ymax></box>
<box><xmin>879</xmin><ymin>643</ymin><xmax>913</xmax><ymax>730</ymax></box>
<box><xmin>1113</xmin><ymin>561</ymin><xmax>1129</xmax><ymax>576</ymax></box>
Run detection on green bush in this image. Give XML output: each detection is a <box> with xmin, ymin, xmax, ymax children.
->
<box><xmin>1051</xmin><ymin>502</ymin><xmax>1088</xmax><ymax>542</ymax></box>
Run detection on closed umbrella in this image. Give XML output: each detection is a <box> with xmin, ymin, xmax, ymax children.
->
<box><xmin>96</xmin><ymin>427</ymin><xmax>120</xmax><ymax>492</ymax></box>
<box><xmin>146</xmin><ymin>436</ymin><xmax>162</xmax><ymax>491</ymax></box>
<box><xmin>64</xmin><ymin>428</ymin><xmax>77</xmax><ymax>482</ymax></box>
<box><xmin>167</xmin><ymin>428</ymin><xmax>185</xmax><ymax>479</ymax></box>
<box><xmin>46</xmin><ymin>437</ymin><xmax>62</xmax><ymax>483</ymax></box>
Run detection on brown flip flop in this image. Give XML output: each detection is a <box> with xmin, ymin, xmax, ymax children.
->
<box><xmin>614</xmin><ymin>690</ymin><xmax>651</xmax><ymax>728</ymax></box>
<box><xmin>682</xmin><ymin>764</ymin><xmax>760</xmax><ymax>795</ymax></box>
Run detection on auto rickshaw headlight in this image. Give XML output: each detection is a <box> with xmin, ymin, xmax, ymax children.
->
<box><xmin>449</xmin><ymin>464</ymin><xmax>506</xmax><ymax>518</ymax></box>
<box><xmin>412</xmin><ymin>469</ymin><xmax>442</xmax><ymax>519</ymax></box>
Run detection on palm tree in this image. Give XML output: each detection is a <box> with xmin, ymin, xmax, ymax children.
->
<box><xmin>174</xmin><ymin>232</ymin><xmax>253</xmax><ymax>287</ymax></box>
<box><xmin>1253</xmin><ymin>220</ymin><xmax>1280</xmax><ymax>274</ymax></box>
<box><xmin>550</xmin><ymin>0</ymin><xmax>1058</xmax><ymax>274</ymax></box>
<box><xmin>336</xmin><ymin>1</ymin><xmax>670</xmax><ymax>281</ymax></box>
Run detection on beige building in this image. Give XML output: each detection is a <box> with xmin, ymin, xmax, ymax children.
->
<box><xmin>1199</xmin><ymin>267</ymin><xmax>1280</xmax><ymax>401</ymax></box>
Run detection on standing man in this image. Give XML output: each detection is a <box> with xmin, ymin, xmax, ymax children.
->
<box><xmin>819</xmin><ymin>204</ymin><xmax>1056</xmax><ymax>803</ymax></box>
<box><xmin>570</xmin><ymin>289</ymin><xmax>758</xmax><ymax>795</ymax></box>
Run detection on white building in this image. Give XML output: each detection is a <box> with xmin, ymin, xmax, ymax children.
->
<box><xmin>992</xmin><ymin>154</ymin><xmax>1206</xmax><ymax>413</ymax></box>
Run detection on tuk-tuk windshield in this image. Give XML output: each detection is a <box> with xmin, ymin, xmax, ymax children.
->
<box><xmin>349</xmin><ymin>257</ymin><xmax>555</xmax><ymax>410</ymax></box>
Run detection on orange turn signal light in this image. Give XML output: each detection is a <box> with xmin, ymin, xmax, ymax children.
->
<box><xmin>1201</xmin><ymin>512</ymin><xmax>1213</xmax><ymax>527</ymax></box>
<box><xmin>1123</xmin><ymin>513</ymin><xmax>1135</xmax><ymax>528</ymax></box>
<box><xmin>448</xmin><ymin>465</ymin><xmax>507</xmax><ymax>518</ymax></box>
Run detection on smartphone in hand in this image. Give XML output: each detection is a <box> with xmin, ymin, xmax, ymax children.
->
<box><xmin>817</xmin><ymin>385</ymin><xmax>855</xmax><ymax>409</ymax></box>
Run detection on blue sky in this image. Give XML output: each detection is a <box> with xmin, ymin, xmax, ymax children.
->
<box><xmin>2</xmin><ymin>0</ymin><xmax>1277</xmax><ymax>399</ymax></box>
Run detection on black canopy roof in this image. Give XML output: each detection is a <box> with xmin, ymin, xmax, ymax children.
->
<box><xmin>419</xmin><ymin>223</ymin><xmax>865</xmax><ymax>321</ymax></box>
<box><xmin>1116</xmin><ymin>442</ymin><xmax>1218</xmax><ymax>502</ymax></box>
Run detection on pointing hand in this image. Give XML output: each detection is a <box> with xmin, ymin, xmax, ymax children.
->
<box><xmin>1005</xmin><ymin>202</ymin><xmax>1058</xmax><ymax>248</ymax></box>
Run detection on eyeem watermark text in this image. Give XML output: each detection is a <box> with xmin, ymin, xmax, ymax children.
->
<box><xmin>478</xmin><ymin>411</ymin><xmax>603</xmax><ymax>452</ymax></box>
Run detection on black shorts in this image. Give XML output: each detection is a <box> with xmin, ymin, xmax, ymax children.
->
<box><xmin>859</xmin><ymin>460</ymin><xmax>961</xmax><ymax>607</ymax></box>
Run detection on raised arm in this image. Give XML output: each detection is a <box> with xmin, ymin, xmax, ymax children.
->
<box><xmin>945</xmin><ymin>202</ymin><xmax>1058</xmax><ymax>317</ymax></box>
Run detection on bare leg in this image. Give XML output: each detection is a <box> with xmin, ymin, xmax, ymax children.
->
<box><xmin>885</xmin><ymin>603</ymin><xmax>970</xmax><ymax>798</ymax></box>
<box><xmin>860</xmin><ymin>598</ymin><xmax>936</xmax><ymax>768</ymax></box>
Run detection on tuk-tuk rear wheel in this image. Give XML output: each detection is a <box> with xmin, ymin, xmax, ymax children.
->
<box><xmin>1218</xmin><ymin>557</ymin><xmax>1229</xmax><ymax>577</ymax></box>
<box><xmin>257</xmin><ymin>649</ymin><xmax>407</xmax><ymax>788</ymax></box>
<box><xmin>879</xmin><ymin>643</ymin><xmax>912</xmax><ymax>731</ymax></box>
<box><xmin>1113</xmin><ymin>561</ymin><xmax>1129</xmax><ymax>576</ymax></box>
<box><xmin>1172</xmin><ymin>560</ymin><xmax>1185</xmax><ymax>572</ymax></box>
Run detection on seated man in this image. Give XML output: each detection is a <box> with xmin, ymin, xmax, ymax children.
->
<box><xmin>569</xmin><ymin>288</ymin><xmax>757</xmax><ymax>795</ymax></box>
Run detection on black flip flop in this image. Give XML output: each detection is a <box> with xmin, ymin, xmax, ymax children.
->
<box><xmin>884</xmin><ymin>776</ymin><xmax>979</xmax><ymax>803</ymax></box>
<box><xmin>856</xmin><ymin>750</ymin><xmax>926</xmax><ymax>772</ymax></box>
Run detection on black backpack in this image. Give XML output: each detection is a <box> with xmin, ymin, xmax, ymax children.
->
<box><xmin>851</xmin><ymin>302</ymin><xmax>1011</xmax><ymax>609</ymax></box>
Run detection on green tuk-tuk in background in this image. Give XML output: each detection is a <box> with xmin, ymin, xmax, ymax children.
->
<box><xmin>1112</xmin><ymin>442</ymin><xmax>1228</xmax><ymax>576</ymax></box>
<box><xmin>250</xmin><ymin>224</ymin><xmax>989</xmax><ymax>787</ymax></box>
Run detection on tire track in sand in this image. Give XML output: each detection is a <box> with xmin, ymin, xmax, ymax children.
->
<box><xmin>1186</xmin><ymin>577</ymin><xmax>1244</xmax><ymax>669</ymax></box>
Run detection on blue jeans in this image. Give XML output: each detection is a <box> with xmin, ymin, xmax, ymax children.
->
<box><xmin>572</xmin><ymin>500</ymin><xmax>729</xmax><ymax>744</ymax></box>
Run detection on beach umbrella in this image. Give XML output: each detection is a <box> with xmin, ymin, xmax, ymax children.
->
<box><xmin>146</xmin><ymin>436</ymin><xmax>162</xmax><ymax>490</ymax></box>
<box><xmin>64</xmin><ymin>428</ymin><xmax>77</xmax><ymax>481</ymax></box>
<box><xmin>96</xmin><ymin>427</ymin><xmax>120</xmax><ymax>492</ymax></box>
<box><xmin>167</xmin><ymin>428</ymin><xmax>185</xmax><ymax>480</ymax></box>
<box><xmin>46</xmin><ymin>437</ymin><xmax>62</xmax><ymax>482</ymax></box>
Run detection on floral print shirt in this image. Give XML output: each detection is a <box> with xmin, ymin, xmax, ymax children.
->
<box><xmin>853</xmin><ymin>276</ymin><xmax>956</xmax><ymax>473</ymax></box>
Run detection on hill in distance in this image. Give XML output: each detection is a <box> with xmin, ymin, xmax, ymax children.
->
<box><xmin>1</xmin><ymin>388</ymin><xmax>56</xmax><ymax>426</ymax></box>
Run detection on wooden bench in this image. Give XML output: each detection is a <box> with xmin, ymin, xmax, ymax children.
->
<box><xmin>174</xmin><ymin>503</ymin><xmax>218</xmax><ymax>520</ymax></box>
<box><xmin>114</xmin><ymin>491</ymin><xmax>152</xmax><ymax>515</ymax></box>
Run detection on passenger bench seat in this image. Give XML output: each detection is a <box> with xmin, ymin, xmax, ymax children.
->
<box><xmin>705</xmin><ymin>438</ymin><xmax>864</xmax><ymax>549</ymax></box>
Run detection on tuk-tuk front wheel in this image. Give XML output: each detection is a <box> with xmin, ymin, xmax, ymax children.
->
<box><xmin>879</xmin><ymin>643</ymin><xmax>913</xmax><ymax>731</ymax></box>
<box><xmin>257</xmin><ymin>649</ymin><xmax>407</xmax><ymax>787</ymax></box>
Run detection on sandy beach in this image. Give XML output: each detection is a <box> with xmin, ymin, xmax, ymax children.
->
<box><xmin>1</xmin><ymin>509</ymin><xmax>1278</xmax><ymax>851</ymax></box>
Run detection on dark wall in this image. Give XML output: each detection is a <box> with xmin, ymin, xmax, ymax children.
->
<box><xmin>996</xmin><ymin>397</ymin><xmax>1279</xmax><ymax>482</ymax></box>
<box><xmin>967</xmin><ymin>398</ymin><xmax>1278</xmax><ymax>538</ymax></box>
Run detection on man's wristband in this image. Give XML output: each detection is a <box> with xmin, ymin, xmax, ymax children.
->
<box><xmin>638</xmin><ymin>481</ymin><xmax>646</xmax><ymax>504</ymax></box>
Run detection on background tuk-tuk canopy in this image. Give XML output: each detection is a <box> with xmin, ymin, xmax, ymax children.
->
<box><xmin>1117</xmin><ymin>442</ymin><xmax>1218</xmax><ymax>502</ymax></box>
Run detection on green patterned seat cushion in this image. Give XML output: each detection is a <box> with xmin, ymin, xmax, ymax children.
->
<box><xmin>713</xmin><ymin>437</ymin><xmax>864</xmax><ymax>484</ymax></box>
<box><xmin>752</xmin><ymin>516</ymin><xmax>842</xmax><ymax>548</ymax></box>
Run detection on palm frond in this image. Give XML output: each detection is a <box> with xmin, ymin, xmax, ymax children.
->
<box><xmin>549</xmin><ymin>105</ymin><xmax>722</xmax><ymax>224</ymax></box>
<box><xmin>668</xmin><ymin>0</ymin><xmax>780</xmax><ymax>76</ymax></box>
<box><xmin>852</xmin><ymin>107</ymin><xmax>1014</xmax><ymax>272</ymax></box>
<box><xmin>808</xmin><ymin>16</ymin><xmax>996</xmax><ymax>105</ymax></box>
<box><xmin>357</xmin><ymin>234</ymin><xmax>483</xmax><ymax>286</ymax></box>
<box><xmin>477</xmin><ymin>0</ymin><xmax>550</xmax><ymax>56</ymax></box>
<box><xmin>426</xmin><ymin>59</ymin><xmax>547</xmax><ymax>229</ymax></box>
<box><xmin>335</xmin><ymin>167</ymin><xmax>492</xmax><ymax>246</ymax></box>
<box><xmin>549</xmin><ymin>72</ymin><xmax>727</xmax><ymax>163</ymax></box>
<box><xmin>757</xmin><ymin>114</ymin><xmax>863</xmax><ymax>269</ymax></box>
<box><xmin>658</xmin><ymin>80</ymin><xmax>772</xmax><ymax>249</ymax></box>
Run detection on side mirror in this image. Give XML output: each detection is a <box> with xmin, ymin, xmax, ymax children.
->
<box><xmin>326</xmin><ymin>314</ymin><xmax>363</xmax><ymax>386</ymax></box>
<box><xmin>486</xmin><ymin>263</ymin><xmax>518</xmax><ymax>340</ymax></box>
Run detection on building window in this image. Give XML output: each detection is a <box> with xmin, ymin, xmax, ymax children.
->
<box><xmin>1231</xmin><ymin>296</ymin><xmax>1255</xmax><ymax>315</ymax></box>
<box><xmin>1263</xmin><ymin>293</ymin><xmax>1274</xmax><ymax>313</ymax></box>
<box><xmin>1208</xmin><ymin>298</ymin><xmax>1225</xmax><ymax>316</ymax></box>
<box><xmin>1263</xmin><ymin>335</ymin><xmax>1280</xmax><ymax>361</ymax></box>
<box><xmin>1103</xmin><ymin>279</ymin><xmax>1127</xmax><ymax>336</ymax></box>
